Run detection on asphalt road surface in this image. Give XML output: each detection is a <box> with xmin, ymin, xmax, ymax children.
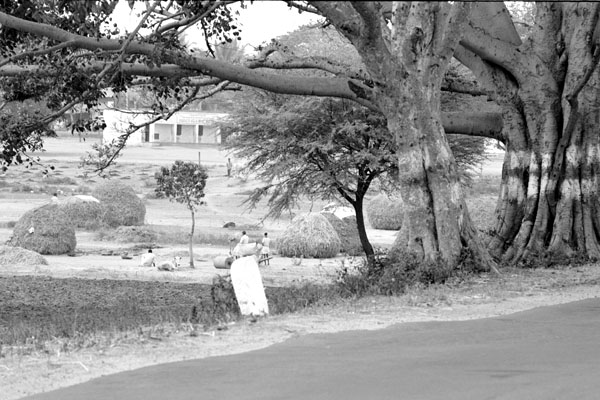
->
<box><xmin>25</xmin><ymin>298</ymin><xmax>600</xmax><ymax>400</ymax></box>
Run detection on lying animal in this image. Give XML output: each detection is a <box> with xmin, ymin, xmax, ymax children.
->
<box><xmin>157</xmin><ymin>256</ymin><xmax>182</xmax><ymax>271</ymax></box>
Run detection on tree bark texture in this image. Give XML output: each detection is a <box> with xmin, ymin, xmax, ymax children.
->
<box><xmin>327</xmin><ymin>2</ymin><xmax>496</xmax><ymax>271</ymax></box>
<box><xmin>353</xmin><ymin>197</ymin><xmax>375</xmax><ymax>263</ymax></box>
<box><xmin>462</xmin><ymin>3</ymin><xmax>600</xmax><ymax>264</ymax></box>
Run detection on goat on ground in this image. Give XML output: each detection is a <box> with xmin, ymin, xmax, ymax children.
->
<box><xmin>157</xmin><ymin>256</ymin><xmax>182</xmax><ymax>271</ymax></box>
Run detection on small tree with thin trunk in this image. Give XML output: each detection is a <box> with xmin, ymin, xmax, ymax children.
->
<box><xmin>155</xmin><ymin>161</ymin><xmax>208</xmax><ymax>268</ymax></box>
<box><xmin>224</xmin><ymin>92</ymin><xmax>396</xmax><ymax>264</ymax></box>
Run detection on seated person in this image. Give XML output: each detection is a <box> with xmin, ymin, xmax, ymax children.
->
<box><xmin>140</xmin><ymin>249</ymin><xmax>156</xmax><ymax>267</ymax></box>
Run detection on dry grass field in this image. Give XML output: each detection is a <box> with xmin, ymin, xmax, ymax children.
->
<box><xmin>3</xmin><ymin>136</ymin><xmax>600</xmax><ymax>400</ymax></box>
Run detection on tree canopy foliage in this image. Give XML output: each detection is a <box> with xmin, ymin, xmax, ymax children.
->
<box><xmin>2</xmin><ymin>1</ymin><xmax>600</xmax><ymax>271</ymax></box>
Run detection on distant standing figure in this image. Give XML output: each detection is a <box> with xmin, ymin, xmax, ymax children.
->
<box><xmin>51</xmin><ymin>192</ymin><xmax>58</xmax><ymax>202</ymax></box>
<box><xmin>140</xmin><ymin>249</ymin><xmax>156</xmax><ymax>267</ymax></box>
<box><xmin>260</xmin><ymin>232</ymin><xmax>271</xmax><ymax>265</ymax></box>
<box><xmin>239</xmin><ymin>230</ymin><xmax>249</xmax><ymax>244</ymax></box>
<box><xmin>226</xmin><ymin>158</ymin><xmax>233</xmax><ymax>178</ymax></box>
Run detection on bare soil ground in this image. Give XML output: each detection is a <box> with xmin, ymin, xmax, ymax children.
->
<box><xmin>2</xmin><ymin>139</ymin><xmax>598</xmax><ymax>399</ymax></box>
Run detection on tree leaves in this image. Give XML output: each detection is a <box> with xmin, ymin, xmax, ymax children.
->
<box><xmin>223</xmin><ymin>89</ymin><xmax>396</xmax><ymax>218</ymax></box>
<box><xmin>154</xmin><ymin>160</ymin><xmax>208</xmax><ymax>212</ymax></box>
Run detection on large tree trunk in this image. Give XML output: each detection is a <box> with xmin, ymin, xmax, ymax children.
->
<box><xmin>462</xmin><ymin>3</ymin><xmax>600</xmax><ymax>265</ymax></box>
<box><xmin>387</xmin><ymin>91</ymin><xmax>494</xmax><ymax>271</ymax></box>
<box><xmin>329</xmin><ymin>2</ymin><xmax>497</xmax><ymax>272</ymax></box>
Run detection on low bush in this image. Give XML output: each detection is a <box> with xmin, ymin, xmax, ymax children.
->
<box><xmin>113</xmin><ymin>226</ymin><xmax>159</xmax><ymax>243</ymax></box>
<box><xmin>266</xmin><ymin>283</ymin><xmax>338</xmax><ymax>313</ymax></box>
<box><xmin>335</xmin><ymin>247</ymin><xmax>477</xmax><ymax>297</ymax></box>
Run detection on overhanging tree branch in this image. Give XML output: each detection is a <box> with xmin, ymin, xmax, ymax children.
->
<box><xmin>0</xmin><ymin>11</ymin><xmax>378</xmax><ymax>111</ymax></box>
<box><xmin>442</xmin><ymin>112</ymin><xmax>504</xmax><ymax>142</ymax></box>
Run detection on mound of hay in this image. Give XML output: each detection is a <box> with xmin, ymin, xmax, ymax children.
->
<box><xmin>92</xmin><ymin>181</ymin><xmax>146</xmax><ymax>227</ymax></box>
<box><xmin>277</xmin><ymin>213</ymin><xmax>341</xmax><ymax>259</ymax></box>
<box><xmin>56</xmin><ymin>195</ymin><xmax>104</xmax><ymax>230</ymax></box>
<box><xmin>321</xmin><ymin>202</ymin><xmax>355</xmax><ymax>219</ymax></box>
<box><xmin>322</xmin><ymin>213</ymin><xmax>363</xmax><ymax>256</ymax></box>
<box><xmin>113</xmin><ymin>226</ymin><xmax>158</xmax><ymax>243</ymax></box>
<box><xmin>9</xmin><ymin>204</ymin><xmax>76</xmax><ymax>255</ymax></box>
<box><xmin>0</xmin><ymin>245</ymin><xmax>48</xmax><ymax>265</ymax></box>
<box><xmin>366</xmin><ymin>194</ymin><xmax>404</xmax><ymax>230</ymax></box>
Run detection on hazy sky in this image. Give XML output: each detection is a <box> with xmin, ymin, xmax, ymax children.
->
<box><xmin>111</xmin><ymin>1</ymin><xmax>321</xmax><ymax>49</ymax></box>
<box><xmin>229</xmin><ymin>2</ymin><xmax>321</xmax><ymax>48</ymax></box>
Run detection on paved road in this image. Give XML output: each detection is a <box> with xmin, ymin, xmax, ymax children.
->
<box><xmin>26</xmin><ymin>298</ymin><xmax>600</xmax><ymax>400</ymax></box>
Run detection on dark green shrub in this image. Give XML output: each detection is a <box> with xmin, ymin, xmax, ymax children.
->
<box><xmin>336</xmin><ymin>248</ymin><xmax>463</xmax><ymax>297</ymax></box>
<box><xmin>265</xmin><ymin>283</ymin><xmax>337</xmax><ymax>313</ymax></box>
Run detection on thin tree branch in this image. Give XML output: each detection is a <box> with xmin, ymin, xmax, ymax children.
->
<box><xmin>0</xmin><ymin>41</ymin><xmax>74</xmax><ymax>68</ymax></box>
<box><xmin>283</xmin><ymin>1</ymin><xmax>321</xmax><ymax>16</ymax></box>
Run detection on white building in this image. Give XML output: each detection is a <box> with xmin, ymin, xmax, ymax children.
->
<box><xmin>103</xmin><ymin>109</ymin><xmax>229</xmax><ymax>146</ymax></box>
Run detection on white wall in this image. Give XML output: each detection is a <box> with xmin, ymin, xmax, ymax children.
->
<box><xmin>103</xmin><ymin>110</ymin><xmax>228</xmax><ymax>146</ymax></box>
<box><xmin>103</xmin><ymin>109</ymin><xmax>153</xmax><ymax>146</ymax></box>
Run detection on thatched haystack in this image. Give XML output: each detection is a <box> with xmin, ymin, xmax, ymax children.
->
<box><xmin>92</xmin><ymin>181</ymin><xmax>146</xmax><ymax>227</ymax></box>
<box><xmin>277</xmin><ymin>213</ymin><xmax>341</xmax><ymax>259</ymax></box>
<box><xmin>56</xmin><ymin>195</ymin><xmax>104</xmax><ymax>230</ymax></box>
<box><xmin>322</xmin><ymin>213</ymin><xmax>363</xmax><ymax>256</ymax></box>
<box><xmin>9</xmin><ymin>204</ymin><xmax>76</xmax><ymax>255</ymax></box>
<box><xmin>0</xmin><ymin>245</ymin><xmax>48</xmax><ymax>265</ymax></box>
<box><xmin>366</xmin><ymin>194</ymin><xmax>404</xmax><ymax>230</ymax></box>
